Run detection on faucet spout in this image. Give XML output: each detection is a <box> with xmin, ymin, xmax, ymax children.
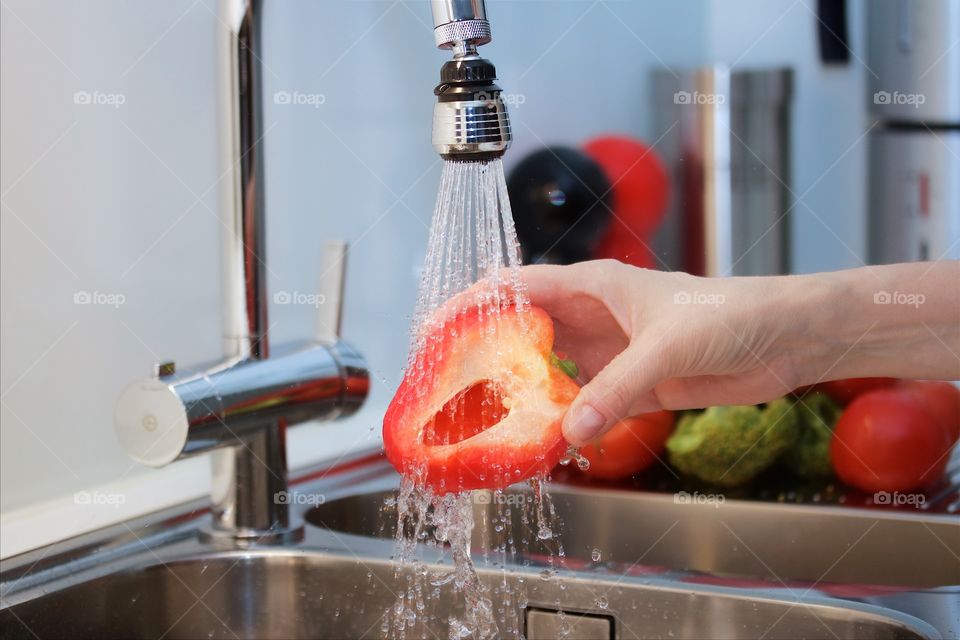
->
<box><xmin>429</xmin><ymin>0</ymin><xmax>512</xmax><ymax>161</ymax></box>
<box><xmin>221</xmin><ymin>0</ymin><xmax>268</xmax><ymax>361</ymax></box>
<box><xmin>430</xmin><ymin>0</ymin><xmax>491</xmax><ymax>51</ymax></box>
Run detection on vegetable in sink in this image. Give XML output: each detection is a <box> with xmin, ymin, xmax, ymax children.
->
<box><xmin>665</xmin><ymin>398</ymin><xmax>799</xmax><ymax>487</ymax></box>
<box><xmin>782</xmin><ymin>392</ymin><xmax>842</xmax><ymax>479</ymax></box>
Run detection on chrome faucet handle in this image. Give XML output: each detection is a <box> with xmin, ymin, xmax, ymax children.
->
<box><xmin>115</xmin><ymin>240</ymin><xmax>369</xmax><ymax>542</ymax></box>
<box><xmin>316</xmin><ymin>240</ymin><xmax>347</xmax><ymax>343</ymax></box>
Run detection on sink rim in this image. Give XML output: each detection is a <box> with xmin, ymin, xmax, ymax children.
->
<box><xmin>1</xmin><ymin>546</ymin><xmax>945</xmax><ymax>640</ymax></box>
<box><xmin>302</xmin><ymin>472</ymin><xmax>960</xmax><ymax>589</ymax></box>
<box><xmin>1</xmin><ymin>452</ymin><xmax>955</xmax><ymax>640</ymax></box>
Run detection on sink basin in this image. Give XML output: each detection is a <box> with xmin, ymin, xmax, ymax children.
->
<box><xmin>1</xmin><ymin>458</ymin><xmax>953</xmax><ymax>639</ymax></box>
<box><xmin>306</xmin><ymin>483</ymin><xmax>960</xmax><ymax>588</ymax></box>
<box><xmin>0</xmin><ymin>551</ymin><xmax>937</xmax><ymax>639</ymax></box>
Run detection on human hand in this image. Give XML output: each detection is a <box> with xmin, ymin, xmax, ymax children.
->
<box><xmin>522</xmin><ymin>259</ymin><xmax>960</xmax><ymax>446</ymax></box>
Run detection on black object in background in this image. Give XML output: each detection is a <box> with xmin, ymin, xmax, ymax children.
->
<box><xmin>817</xmin><ymin>0</ymin><xmax>849</xmax><ymax>64</ymax></box>
<box><xmin>506</xmin><ymin>147</ymin><xmax>612</xmax><ymax>264</ymax></box>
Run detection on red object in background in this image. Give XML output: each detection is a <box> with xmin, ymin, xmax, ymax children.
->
<box><xmin>583</xmin><ymin>136</ymin><xmax>670</xmax><ymax>268</ymax></box>
<box><xmin>804</xmin><ymin>377</ymin><xmax>899</xmax><ymax>406</ymax></box>
<box><xmin>579</xmin><ymin>411</ymin><xmax>676</xmax><ymax>480</ymax></box>
<box><xmin>382</xmin><ymin>303</ymin><xmax>579</xmax><ymax>494</ymax></box>
<box><xmin>897</xmin><ymin>380</ymin><xmax>960</xmax><ymax>443</ymax></box>
<box><xmin>830</xmin><ymin>388</ymin><xmax>952</xmax><ymax>493</ymax></box>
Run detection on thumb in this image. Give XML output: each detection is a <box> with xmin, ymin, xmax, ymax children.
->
<box><xmin>562</xmin><ymin>344</ymin><xmax>664</xmax><ymax>446</ymax></box>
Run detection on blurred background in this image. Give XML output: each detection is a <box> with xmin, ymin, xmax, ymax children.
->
<box><xmin>1</xmin><ymin>0</ymin><xmax>957</xmax><ymax>556</ymax></box>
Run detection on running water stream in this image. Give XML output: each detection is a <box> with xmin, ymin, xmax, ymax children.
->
<box><xmin>383</xmin><ymin>160</ymin><xmax>582</xmax><ymax>639</ymax></box>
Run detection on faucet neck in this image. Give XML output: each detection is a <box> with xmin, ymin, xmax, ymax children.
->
<box><xmin>222</xmin><ymin>0</ymin><xmax>268</xmax><ymax>362</ymax></box>
<box><xmin>214</xmin><ymin>0</ymin><xmax>292</xmax><ymax>543</ymax></box>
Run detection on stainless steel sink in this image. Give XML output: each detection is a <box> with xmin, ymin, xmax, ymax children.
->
<box><xmin>0</xmin><ymin>551</ymin><xmax>939</xmax><ymax>640</ymax></box>
<box><xmin>1</xmin><ymin>455</ymin><xmax>954</xmax><ymax>639</ymax></box>
<box><xmin>306</xmin><ymin>483</ymin><xmax>960</xmax><ymax>588</ymax></box>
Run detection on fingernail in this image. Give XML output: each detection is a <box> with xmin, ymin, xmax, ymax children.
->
<box><xmin>565</xmin><ymin>404</ymin><xmax>606</xmax><ymax>444</ymax></box>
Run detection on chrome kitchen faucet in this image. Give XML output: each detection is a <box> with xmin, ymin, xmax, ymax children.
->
<box><xmin>114</xmin><ymin>0</ymin><xmax>369</xmax><ymax>545</ymax></box>
<box><xmin>114</xmin><ymin>0</ymin><xmax>513</xmax><ymax>545</ymax></box>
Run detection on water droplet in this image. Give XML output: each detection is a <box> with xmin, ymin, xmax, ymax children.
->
<box><xmin>386</xmin><ymin>164</ymin><xmax>565</xmax><ymax>632</ymax></box>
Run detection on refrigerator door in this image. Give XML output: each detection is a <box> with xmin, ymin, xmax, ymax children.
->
<box><xmin>651</xmin><ymin>67</ymin><xmax>792</xmax><ymax>277</ymax></box>
<box><xmin>867</xmin><ymin>0</ymin><xmax>960</xmax><ymax>123</ymax></box>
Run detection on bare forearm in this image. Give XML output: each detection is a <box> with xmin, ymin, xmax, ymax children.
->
<box><xmin>522</xmin><ymin>259</ymin><xmax>958</xmax><ymax>443</ymax></box>
<box><xmin>786</xmin><ymin>261</ymin><xmax>960</xmax><ymax>384</ymax></box>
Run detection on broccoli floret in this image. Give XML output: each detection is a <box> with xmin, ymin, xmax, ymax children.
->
<box><xmin>782</xmin><ymin>392</ymin><xmax>841</xmax><ymax>479</ymax></box>
<box><xmin>666</xmin><ymin>398</ymin><xmax>799</xmax><ymax>487</ymax></box>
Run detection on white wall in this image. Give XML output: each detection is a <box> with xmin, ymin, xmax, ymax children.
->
<box><xmin>1</xmin><ymin>0</ymin><xmax>866</xmax><ymax>556</ymax></box>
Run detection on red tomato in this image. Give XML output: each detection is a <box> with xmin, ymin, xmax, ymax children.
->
<box><xmin>814</xmin><ymin>378</ymin><xmax>899</xmax><ymax>406</ymax></box>
<box><xmin>830</xmin><ymin>389</ymin><xmax>952</xmax><ymax>493</ymax></box>
<box><xmin>383</xmin><ymin>302</ymin><xmax>579</xmax><ymax>494</ymax></box>
<box><xmin>580</xmin><ymin>411</ymin><xmax>676</xmax><ymax>480</ymax></box>
<box><xmin>897</xmin><ymin>380</ymin><xmax>960</xmax><ymax>444</ymax></box>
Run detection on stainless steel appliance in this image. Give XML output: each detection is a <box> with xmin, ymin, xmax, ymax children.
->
<box><xmin>652</xmin><ymin>67</ymin><xmax>793</xmax><ymax>276</ymax></box>
<box><xmin>867</xmin><ymin>0</ymin><xmax>960</xmax><ymax>263</ymax></box>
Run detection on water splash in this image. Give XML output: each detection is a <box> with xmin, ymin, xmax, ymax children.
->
<box><xmin>558</xmin><ymin>445</ymin><xmax>590</xmax><ymax>472</ymax></box>
<box><xmin>384</xmin><ymin>476</ymin><xmax>569</xmax><ymax>639</ymax></box>
<box><xmin>409</xmin><ymin>159</ymin><xmax>528</xmax><ymax>356</ymax></box>
<box><xmin>384</xmin><ymin>159</ymin><xmax>570</xmax><ymax>638</ymax></box>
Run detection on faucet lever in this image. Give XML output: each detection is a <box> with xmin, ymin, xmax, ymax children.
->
<box><xmin>316</xmin><ymin>240</ymin><xmax>347</xmax><ymax>343</ymax></box>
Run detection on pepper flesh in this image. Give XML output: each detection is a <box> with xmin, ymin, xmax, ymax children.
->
<box><xmin>383</xmin><ymin>303</ymin><xmax>579</xmax><ymax>494</ymax></box>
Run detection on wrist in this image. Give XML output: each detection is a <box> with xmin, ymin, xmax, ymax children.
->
<box><xmin>782</xmin><ymin>262</ymin><xmax>960</xmax><ymax>383</ymax></box>
<box><xmin>787</xmin><ymin>270</ymin><xmax>860</xmax><ymax>385</ymax></box>
<box><xmin>761</xmin><ymin>273</ymin><xmax>842</xmax><ymax>388</ymax></box>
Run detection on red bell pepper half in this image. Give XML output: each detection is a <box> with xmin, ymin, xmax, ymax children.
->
<box><xmin>383</xmin><ymin>302</ymin><xmax>579</xmax><ymax>494</ymax></box>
